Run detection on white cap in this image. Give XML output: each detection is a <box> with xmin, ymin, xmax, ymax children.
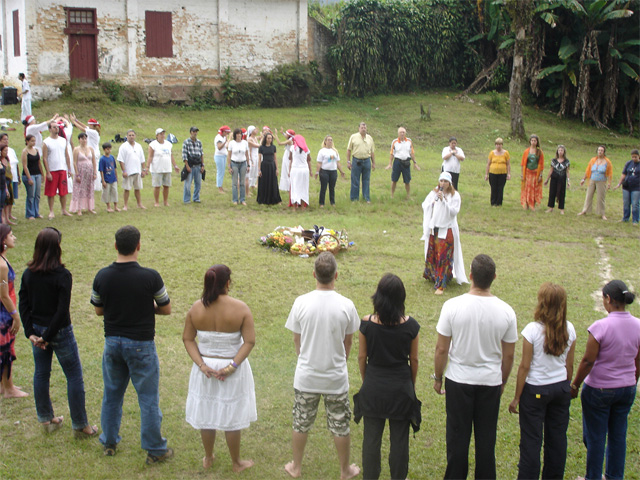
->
<box><xmin>155</xmin><ymin>128</ymin><xmax>165</xmax><ymax>135</ymax></box>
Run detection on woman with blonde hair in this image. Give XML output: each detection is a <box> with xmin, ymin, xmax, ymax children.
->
<box><xmin>509</xmin><ymin>282</ymin><xmax>576</xmax><ymax>479</ymax></box>
<box><xmin>184</xmin><ymin>265</ymin><xmax>256</xmax><ymax>472</ymax></box>
<box><xmin>577</xmin><ymin>145</ymin><xmax>613</xmax><ymax>220</ymax></box>
<box><xmin>421</xmin><ymin>171</ymin><xmax>467</xmax><ymax>294</ymax></box>
<box><xmin>315</xmin><ymin>135</ymin><xmax>345</xmax><ymax>207</ymax></box>
<box><xmin>521</xmin><ymin>134</ymin><xmax>545</xmax><ymax>211</ymax></box>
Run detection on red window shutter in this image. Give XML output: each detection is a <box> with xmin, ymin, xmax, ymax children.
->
<box><xmin>13</xmin><ymin>10</ymin><xmax>20</xmax><ymax>57</ymax></box>
<box><xmin>145</xmin><ymin>11</ymin><xmax>172</xmax><ymax>58</ymax></box>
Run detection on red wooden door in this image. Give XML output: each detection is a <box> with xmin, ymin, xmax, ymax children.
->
<box><xmin>69</xmin><ymin>34</ymin><xmax>97</xmax><ymax>81</ymax></box>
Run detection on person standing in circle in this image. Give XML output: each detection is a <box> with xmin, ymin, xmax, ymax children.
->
<box><xmin>387</xmin><ymin>127</ymin><xmax>419</xmax><ymax>199</ymax></box>
<box><xmin>544</xmin><ymin>145</ymin><xmax>570</xmax><ymax>214</ymax></box>
<box><xmin>346</xmin><ymin>122</ymin><xmax>375</xmax><ymax>203</ymax></box>
<box><xmin>520</xmin><ymin>134</ymin><xmax>544</xmax><ymax>211</ymax></box>
<box><xmin>315</xmin><ymin>135</ymin><xmax>344</xmax><ymax>207</ymax></box>
<box><xmin>441</xmin><ymin>137</ymin><xmax>464</xmax><ymax>191</ymax></box>
<box><xmin>18</xmin><ymin>73</ymin><xmax>31</xmax><ymax>122</ymax></box>
<box><xmin>485</xmin><ymin>138</ymin><xmax>511</xmax><ymax>206</ymax></box>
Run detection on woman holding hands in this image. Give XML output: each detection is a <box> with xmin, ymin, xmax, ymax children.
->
<box><xmin>577</xmin><ymin>145</ymin><xmax>613</xmax><ymax>220</ymax></box>
<box><xmin>184</xmin><ymin>264</ymin><xmax>256</xmax><ymax>472</ymax></box>
<box><xmin>521</xmin><ymin>134</ymin><xmax>545</xmax><ymax>211</ymax></box>
<box><xmin>485</xmin><ymin>138</ymin><xmax>511</xmax><ymax>206</ymax></box>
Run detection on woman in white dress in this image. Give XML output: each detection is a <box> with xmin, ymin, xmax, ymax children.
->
<box><xmin>275</xmin><ymin>128</ymin><xmax>295</xmax><ymax>192</ymax></box>
<box><xmin>288</xmin><ymin>134</ymin><xmax>312</xmax><ymax>208</ymax></box>
<box><xmin>183</xmin><ymin>264</ymin><xmax>256</xmax><ymax>472</ymax></box>
<box><xmin>245</xmin><ymin>126</ymin><xmax>260</xmax><ymax>196</ymax></box>
<box><xmin>421</xmin><ymin>171</ymin><xmax>468</xmax><ymax>294</ymax></box>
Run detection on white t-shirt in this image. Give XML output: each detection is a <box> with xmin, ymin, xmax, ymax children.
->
<box><xmin>228</xmin><ymin>140</ymin><xmax>248</xmax><ymax>162</ymax></box>
<box><xmin>43</xmin><ymin>136</ymin><xmax>68</xmax><ymax>172</ymax></box>
<box><xmin>441</xmin><ymin>146</ymin><xmax>465</xmax><ymax>174</ymax></box>
<box><xmin>86</xmin><ymin>128</ymin><xmax>100</xmax><ymax>158</ymax></box>
<box><xmin>8</xmin><ymin>147</ymin><xmax>19</xmax><ymax>179</ymax></box>
<box><xmin>117</xmin><ymin>141</ymin><xmax>145</xmax><ymax>175</ymax></box>
<box><xmin>316</xmin><ymin>147</ymin><xmax>340</xmax><ymax>171</ymax></box>
<box><xmin>26</xmin><ymin>122</ymin><xmax>49</xmax><ymax>154</ymax></box>
<box><xmin>391</xmin><ymin>138</ymin><xmax>413</xmax><ymax>160</ymax></box>
<box><xmin>285</xmin><ymin>289</ymin><xmax>359</xmax><ymax>394</ymax></box>
<box><xmin>522</xmin><ymin>321</ymin><xmax>576</xmax><ymax>386</ymax></box>
<box><xmin>22</xmin><ymin>79</ymin><xmax>31</xmax><ymax>101</ymax></box>
<box><xmin>148</xmin><ymin>140</ymin><xmax>172</xmax><ymax>173</ymax></box>
<box><xmin>437</xmin><ymin>293</ymin><xmax>518</xmax><ymax>386</ymax></box>
<box><xmin>214</xmin><ymin>134</ymin><xmax>228</xmax><ymax>157</ymax></box>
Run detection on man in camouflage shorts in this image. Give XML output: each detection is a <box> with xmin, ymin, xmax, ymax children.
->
<box><xmin>284</xmin><ymin>252</ymin><xmax>360</xmax><ymax>479</ymax></box>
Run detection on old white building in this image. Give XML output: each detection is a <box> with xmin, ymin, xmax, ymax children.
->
<box><xmin>0</xmin><ymin>0</ymin><xmax>314</xmax><ymax>100</ymax></box>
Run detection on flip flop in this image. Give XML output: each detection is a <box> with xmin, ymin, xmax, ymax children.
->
<box><xmin>42</xmin><ymin>416</ymin><xmax>64</xmax><ymax>433</ymax></box>
<box><xmin>73</xmin><ymin>425</ymin><xmax>98</xmax><ymax>439</ymax></box>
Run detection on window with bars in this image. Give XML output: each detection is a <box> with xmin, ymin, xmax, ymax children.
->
<box><xmin>67</xmin><ymin>9</ymin><xmax>96</xmax><ymax>28</ymax></box>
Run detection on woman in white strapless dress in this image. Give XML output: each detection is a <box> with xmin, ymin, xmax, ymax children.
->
<box><xmin>183</xmin><ymin>264</ymin><xmax>256</xmax><ymax>472</ymax></box>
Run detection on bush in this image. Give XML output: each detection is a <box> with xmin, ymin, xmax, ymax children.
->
<box><xmin>485</xmin><ymin>90</ymin><xmax>503</xmax><ymax>113</ymax></box>
<box><xmin>257</xmin><ymin>62</ymin><xmax>321</xmax><ymax>108</ymax></box>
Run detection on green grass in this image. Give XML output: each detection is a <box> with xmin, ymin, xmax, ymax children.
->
<box><xmin>0</xmin><ymin>91</ymin><xmax>638</xmax><ymax>479</ymax></box>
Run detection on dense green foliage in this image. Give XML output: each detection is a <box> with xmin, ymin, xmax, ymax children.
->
<box><xmin>329</xmin><ymin>0</ymin><xmax>482</xmax><ymax>96</ymax></box>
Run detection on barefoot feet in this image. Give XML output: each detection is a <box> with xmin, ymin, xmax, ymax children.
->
<box><xmin>284</xmin><ymin>461</ymin><xmax>301</xmax><ymax>478</ymax></box>
<box><xmin>202</xmin><ymin>455</ymin><xmax>215</xmax><ymax>469</ymax></box>
<box><xmin>232</xmin><ymin>459</ymin><xmax>254</xmax><ymax>473</ymax></box>
<box><xmin>341</xmin><ymin>464</ymin><xmax>360</xmax><ymax>480</ymax></box>
<box><xmin>2</xmin><ymin>387</ymin><xmax>29</xmax><ymax>398</ymax></box>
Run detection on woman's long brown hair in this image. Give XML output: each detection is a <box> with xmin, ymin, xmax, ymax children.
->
<box><xmin>534</xmin><ymin>282</ymin><xmax>569</xmax><ymax>356</ymax></box>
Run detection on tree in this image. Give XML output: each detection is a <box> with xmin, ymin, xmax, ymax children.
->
<box><xmin>507</xmin><ymin>0</ymin><xmax>533</xmax><ymax>139</ymax></box>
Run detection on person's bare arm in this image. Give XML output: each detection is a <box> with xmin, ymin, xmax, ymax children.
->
<box><xmin>358</xmin><ymin>331</ymin><xmax>367</xmax><ymax>381</ymax></box>
<box><xmin>94</xmin><ymin>306</ymin><xmax>104</xmax><ymax>316</ymax></box>
<box><xmin>509</xmin><ymin>339</ymin><xmax>532</xmax><ymax>413</ymax></box>
<box><xmin>293</xmin><ymin>332</ymin><xmax>301</xmax><ymax>356</ymax></box>
<box><xmin>155</xmin><ymin>301</ymin><xmax>171</xmax><ymax>315</ymax></box>
<box><xmin>344</xmin><ymin>333</ymin><xmax>353</xmax><ymax>360</ymax></box>
<box><xmin>571</xmin><ymin>333</ymin><xmax>600</xmax><ymax>398</ymax></box>
<box><xmin>501</xmin><ymin>341</ymin><xmax>516</xmax><ymax>394</ymax></box>
<box><xmin>410</xmin><ymin>333</ymin><xmax>419</xmax><ymax>385</ymax></box>
<box><xmin>433</xmin><ymin>334</ymin><xmax>451</xmax><ymax>394</ymax></box>
<box><xmin>565</xmin><ymin>341</ymin><xmax>576</xmax><ymax>381</ymax></box>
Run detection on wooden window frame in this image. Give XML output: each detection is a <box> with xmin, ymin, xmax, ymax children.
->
<box><xmin>13</xmin><ymin>10</ymin><xmax>20</xmax><ymax>57</ymax></box>
<box><xmin>145</xmin><ymin>11</ymin><xmax>173</xmax><ymax>58</ymax></box>
<box><xmin>63</xmin><ymin>8</ymin><xmax>98</xmax><ymax>35</ymax></box>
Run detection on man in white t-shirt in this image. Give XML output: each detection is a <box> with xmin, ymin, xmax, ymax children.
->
<box><xmin>433</xmin><ymin>254</ymin><xmax>517</xmax><ymax>480</ymax></box>
<box><xmin>42</xmin><ymin>122</ymin><xmax>72</xmax><ymax>219</ymax></box>
<box><xmin>147</xmin><ymin>128</ymin><xmax>179</xmax><ymax>207</ymax></box>
<box><xmin>441</xmin><ymin>136</ymin><xmax>465</xmax><ymax>191</ymax></box>
<box><xmin>284</xmin><ymin>252</ymin><xmax>360</xmax><ymax>480</ymax></box>
<box><xmin>117</xmin><ymin>129</ymin><xmax>147</xmax><ymax>210</ymax></box>
<box><xmin>386</xmin><ymin>126</ymin><xmax>420</xmax><ymax>199</ymax></box>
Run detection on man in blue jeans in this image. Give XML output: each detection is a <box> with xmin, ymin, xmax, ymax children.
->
<box><xmin>91</xmin><ymin>225</ymin><xmax>173</xmax><ymax>464</ymax></box>
<box><xmin>182</xmin><ymin>126</ymin><xmax>204</xmax><ymax>204</ymax></box>
<box><xmin>346</xmin><ymin>122</ymin><xmax>376</xmax><ymax>202</ymax></box>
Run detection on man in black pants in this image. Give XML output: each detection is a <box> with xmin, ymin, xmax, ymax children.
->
<box><xmin>432</xmin><ymin>254</ymin><xmax>517</xmax><ymax>479</ymax></box>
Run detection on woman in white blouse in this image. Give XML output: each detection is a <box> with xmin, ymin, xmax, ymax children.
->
<box><xmin>421</xmin><ymin>171</ymin><xmax>467</xmax><ymax>294</ymax></box>
<box><xmin>226</xmin><ymin>129</ymin><xmax>250</xmax><ymax>205</ymax></box>
<box><xmin>314</xmin><ymin>135</ymin><xmax>345</xmax><ymax>207</ymax></box>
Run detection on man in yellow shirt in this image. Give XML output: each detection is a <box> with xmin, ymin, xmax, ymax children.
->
<box><xmin>346</xmin><ymin>122</ymin><xmax>375</xmax><ymax>202</ymax></box>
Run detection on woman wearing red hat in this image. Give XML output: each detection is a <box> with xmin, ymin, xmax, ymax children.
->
<box><xmin>215</xmin><ymin>126</ymin><xmax>231</xmax><ymax>193</ymax></box>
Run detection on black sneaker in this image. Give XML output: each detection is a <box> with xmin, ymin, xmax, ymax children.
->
<box><xmin>146</xmin><ymin>447</ymin><xmax>174</xmax><ymax>465</ymax></box>
<box><xmin>103</xmin><ymin>444</ymin><xmax>117</xmax><ymax>456</ymax></box>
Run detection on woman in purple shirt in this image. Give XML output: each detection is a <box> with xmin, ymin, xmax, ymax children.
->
<box><xmin>570</xmin><ymin>280</ymin><xmax>640</xmax><ymax>480</ymax></box>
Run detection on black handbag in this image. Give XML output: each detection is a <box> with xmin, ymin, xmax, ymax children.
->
<box><xmin>180</xmin><ymin>166</ymin><xmax>188</xmax><ymax>182</ymax></box>
<box><xmin>201</xmin><ymin>168</ymin><xmax>206</xmax><ymax>181</ymax></box>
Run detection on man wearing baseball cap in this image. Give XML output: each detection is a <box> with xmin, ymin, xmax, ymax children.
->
<box><xmin>147</xmin><ymin>128</ymin><xmax>179</xmax><ymax>207</ymax></box>
<box><xmin>182</xmin><ymin>126</ymin><xmax>204</xmax><ymax>203</ymax></box>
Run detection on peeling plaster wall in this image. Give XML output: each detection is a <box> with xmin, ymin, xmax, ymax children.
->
<box><xmin>5</xmin><ymin>0</ymin><xmax>311</xmax><ymax>101</ymax></box>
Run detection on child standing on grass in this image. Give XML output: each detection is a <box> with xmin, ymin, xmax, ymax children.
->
<box><xmin>99</xmin><ymin>142</ymin><xmax>119</xmax><ymax>212</ymax></box>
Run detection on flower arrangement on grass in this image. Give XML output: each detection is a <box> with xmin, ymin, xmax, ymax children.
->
<box><xmin>259</xmin><ymin>225</ymin><xmax>353</xmax><ymax>257</ymax></box>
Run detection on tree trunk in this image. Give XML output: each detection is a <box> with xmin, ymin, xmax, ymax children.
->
<box><xmin>509</xmin><ymin>7</ymin><xmax>526</xmax><ymax>140</ymax></box>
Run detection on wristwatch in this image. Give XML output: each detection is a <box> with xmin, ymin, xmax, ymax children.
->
<box><xmin>430</xmin><ymin>373</ymin><xmax>442</xmax><ymax>381</ymax></box>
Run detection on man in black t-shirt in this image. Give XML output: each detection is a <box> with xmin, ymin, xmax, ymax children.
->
<box><xmin>91</xmin><ymin>225</ymin><xmax>174</xmax><ymax>464</ymax></box>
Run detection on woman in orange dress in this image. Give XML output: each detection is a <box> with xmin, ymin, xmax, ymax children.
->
<box><xmin>521</xmin><ymin>134</ymin><xmax>545</xmax><ymax>211</ymax></box>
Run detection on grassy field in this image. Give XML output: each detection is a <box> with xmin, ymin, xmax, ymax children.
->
<box><xmin>0</xmin><ymin>91</ymin><xmax>638</xmax><ymax>479</ymax></box>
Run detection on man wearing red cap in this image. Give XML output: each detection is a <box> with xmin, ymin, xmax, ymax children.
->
<box><xmin>42</xmin><ymin>122</ymin><xmax>73</xmax><ymax>219</ymax></box>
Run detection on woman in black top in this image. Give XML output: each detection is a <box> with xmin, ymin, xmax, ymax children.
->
<box><xmin>256</xmin><ymin>133</ymin><xmax>281</xmax><ymax>205</ymax></box>
<box><xmin>19</xmin><ymin>227</ymin><xmax>97</xmax><ymax>437</ymax></box>
<box><xmin>21</xmin><ymin>134</ymin><xmax>44</xmax><ymax>219</ymax></box>
<box><xmin>356</xmin><ymin>274</ymin><xmax>420</xmax><ymax>480</ymax></box>
<box><xmin>544</xmin><ymin>145</ymin><xmax>571</xmax><ymax>214</ymax></box>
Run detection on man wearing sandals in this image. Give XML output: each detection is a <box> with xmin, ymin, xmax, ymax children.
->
<box><xmin>91</xmin><ymin>225</ymin><xmax>173</xmax><ymax>464</ymax></box>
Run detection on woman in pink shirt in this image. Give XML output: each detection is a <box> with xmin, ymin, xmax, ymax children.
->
<box><xmin>570</xmin><ymin>280</ymin><xmax>640</xmax><ymax>480</ymax></box>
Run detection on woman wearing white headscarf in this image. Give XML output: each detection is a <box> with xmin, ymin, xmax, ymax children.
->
<box><xmin>275</xmin><ymin>128</ymin><xmax>295</xmax><ymax>192</ymax></box>
<box><xmin>246</xmin><ymin>126</ymin><xmax>260</xmax><ymax>196</ymax></box>
<box><xmin>421</xmin><ymin>171</ymin><xmax>467</xmax><ymax>295</ymax></box>
<box><xmin>288</xmin><ymin>135</ymin><xmax>311</xmax><ymax>209</ymax></box>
